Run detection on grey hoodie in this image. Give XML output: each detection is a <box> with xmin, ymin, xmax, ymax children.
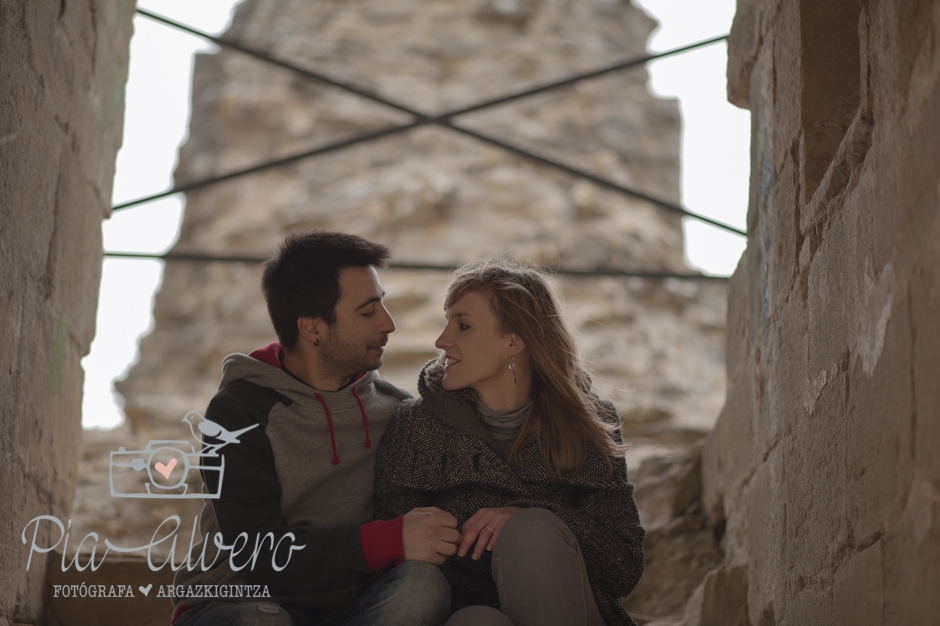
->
<box><xmin>172</xmin><ymin>343</ymin><xmax>410</xmax><ymax>614</ymax></box>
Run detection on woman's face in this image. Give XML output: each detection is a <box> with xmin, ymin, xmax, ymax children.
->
<box><xmin>435</xmin><ymin>290</ymin><xmax>512</xmax><ymax>393</ymax></box>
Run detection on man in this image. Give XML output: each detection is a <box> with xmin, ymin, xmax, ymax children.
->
<box><xmin>172</xmin><ymin>231</ymin><xmax>458</xmax><ymax>626</ymax></box>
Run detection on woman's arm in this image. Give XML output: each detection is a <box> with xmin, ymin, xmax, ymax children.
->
<box><xmin>374</xmin><ymin>400</ymin><xmax>434</xmax><ymax>519</ymax></box>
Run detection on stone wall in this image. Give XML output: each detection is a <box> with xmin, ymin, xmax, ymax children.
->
<box><xmin>0</xmin><ymin>1</ymin><xmax>134</xmax><ymax>623</ymax></box>
<box><xmin>695</xmin><ymin>0</ymin><xmax>940</xmax><ymax>624</ymax></box>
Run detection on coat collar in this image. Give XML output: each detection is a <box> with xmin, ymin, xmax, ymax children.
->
<box><xmin>417</xmin><ymin>359</ymin><xmax>497</xmax><ymax>444</ymax></box>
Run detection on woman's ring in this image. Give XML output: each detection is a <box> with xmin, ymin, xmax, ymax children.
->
<box><xmin>485</xmin><ymin>526</ymin><xmax>495</xmax><ymax>532</ymax></box>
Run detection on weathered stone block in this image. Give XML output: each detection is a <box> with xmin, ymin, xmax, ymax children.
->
<box><xmin>726</xmin><ymin>0</ymin><xmax>762</xmax><ymax>109</ymax></box>
<box><xmin>762</xmin><ymin>286</ymin><xmax>807</xmax><ymax>448</ymax></box>
<box><xmin>682</xmin><ymin>564</ymin><xmax>751</xmax><ymax>626</ymax></box>
<box><xmin>832</xmin><ymin>540</ymin><xmax>883</xmax><ymax>626</ymax></box>
<box><xmin>622</xmin><ymin>515</ymin><xmax>722</xmax><ymax>621</ymax></box>
<box><xmin>702</xmin><ymin>363</ymin><xmax>756</xmax><ymax>524</ymax></box>
<box><xmin>764</xmin><ymin>156</ymin><xmax>799</xmax><ymax>314</ymax></box>
<box><xmin>784</xmin><ymin>585</ymin><xmax>831</xmax><ymax>626</ymax></box>
<box><xmin>881</xmin><ymin>474</ymin><xmax>940</xmax><ymax>624</ymax></box>
<box><xmin>770</xmin><ymin>0</ymin><xmax>801</xmax><ymax>177</ymax></box>
<box><xmin>845</xmin><ymin>282</ymin><xmax>913</xmax><ymax>544</ymax></box>
<box><xmin>782</xmin><ymin>364</ymin><xmax>847</xmax><ymax>591</ymax></box>
<box><xmin>744</xmin><ymin>38</ymin><xmax>775</xmax><ymax>236</ymax></box>
<box><xmin>911</xmin><ymin>218</ymin><xmax>940</xmax><ymax>486</ymax></box>
<box><xmin>806</xmin><ymin>208</ymin><xmax>859</xmax><ymax>379</ymax></box>
<box><xmin>48</xmin><ymin>155</ymin><xmax>106</xmax><ymax>348</ymax></box>
<box><xmin>736</xmin><ymin>446</ymin><xmax>784</xmax><ymax>626</ymax></box>
<box><xmin>722</xmin><ymin>256</ymin><xmax>752</xmax><ymax>394</ymax></box>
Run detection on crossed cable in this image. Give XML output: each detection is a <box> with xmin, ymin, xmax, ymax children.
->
<box><xmin>107</xmin><ymin>9</ymin><xmax>743</xmax><ymax>279</ymax></box>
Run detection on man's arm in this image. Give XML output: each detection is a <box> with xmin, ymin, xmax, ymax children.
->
<box><xmin>200</xmin><ymin>382</ymin><xmax>381</xmax><ymax>595</ymax></box>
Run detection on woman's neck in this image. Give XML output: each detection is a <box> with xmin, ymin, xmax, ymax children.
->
<box><xmin>473</xmin><ymin>373</ymin><xmax>532</xmax><ymax>412</ymax></box>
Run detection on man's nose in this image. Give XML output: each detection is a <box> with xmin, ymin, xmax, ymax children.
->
<box><xmin>380</xmin><ymin>305</ymin><xmax>396</xmax><ymax>333</ymax></box>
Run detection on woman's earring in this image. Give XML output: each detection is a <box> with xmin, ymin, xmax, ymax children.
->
<box><xmin>509</xmin><ymin>355</ymin><xmax>516</xmax><ymax>385</ymax></box>
<box><xmin>313</xmin><ymin>339</ymin><xmax>320</xmax><ymax>347</ymax></box>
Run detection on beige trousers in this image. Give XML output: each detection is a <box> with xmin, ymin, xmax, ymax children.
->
<box><xmin>444</xmin><ymin>508</ymin><xmax>606</xmax><ymax>626</ymax></box>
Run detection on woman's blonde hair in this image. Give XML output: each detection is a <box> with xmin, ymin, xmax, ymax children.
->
<box><xmin>444</xmin><ymin>260</ymin><xmax>628</xmax><ymax>479</ymax></box>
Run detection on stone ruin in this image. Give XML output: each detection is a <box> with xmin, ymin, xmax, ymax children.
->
<box><xmin>71</xmin><ymin>0</ymin><xmax>729</xmax><ymax>623</ymax></box>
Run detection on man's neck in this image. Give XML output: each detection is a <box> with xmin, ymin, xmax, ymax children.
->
<box><xmin>282</xmin><ymin>348</ymin><xmax>351</xmax><ymax>392</ymax></box>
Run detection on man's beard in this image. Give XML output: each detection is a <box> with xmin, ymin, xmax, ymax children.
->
<box><xmin>319</xmin><ymin>332</ymin><xmax>385</xmax><ymax>378</ymax></box>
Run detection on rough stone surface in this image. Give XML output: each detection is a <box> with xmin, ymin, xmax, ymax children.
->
<box><xmin>625</xmin><ymin>447</ymin><xmax>724</xmax><ymax>624</ymax></box>
<box><xmin>73</xmin><ymin>0</ymin><xmax>726</xmax><ymax>616</ymax></box>
<box><xmin>700</xmin><ymin>0</ymin><xmax>940</xmax><ymax>624</ymax></box>
<box><xmin>0</xmin><ymin>1</ymin><xmax>134</xmax><ymax>623</ymax></box>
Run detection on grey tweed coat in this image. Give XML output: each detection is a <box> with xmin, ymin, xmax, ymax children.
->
<box><xmin>374</xmin><ymin>361</ymin><xmax>645</xmax><ymax>626</ymax></box>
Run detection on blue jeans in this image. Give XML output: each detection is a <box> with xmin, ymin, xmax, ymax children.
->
<box><xmin>177</xmin><ymin>562</ymin><xmax>451</xmax><ymax>626</ymax></box>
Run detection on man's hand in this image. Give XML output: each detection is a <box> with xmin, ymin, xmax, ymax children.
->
<box><xmin>402</xmin><ymin>507</ymin><xmax>460</xmax><ymax>565</ymax></box>
<box><xmin>458</xmin><ymin>507</ymin><xmax>523</xmax><ymax>560</ymax></box>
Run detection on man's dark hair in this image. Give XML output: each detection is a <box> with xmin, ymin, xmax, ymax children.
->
<box><xmin>261</xmin><ymin>230</ymin><xmax>391</xmax><ymax>348</ymax></box>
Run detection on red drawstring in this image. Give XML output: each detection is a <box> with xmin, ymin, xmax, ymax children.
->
<box><xmin>315</xmin><ymin>387</ymin><xmax>371</xmax><ymax>464</ymax></box>
<box><xmin>314</xmin><ymin>393</ymin><xmax>340</xmax><ymax>465</ymax></box>
<box><xmin>352</xmin><ymin>387</ymin><xmax>371</xmax><ymax>448</ymax></box>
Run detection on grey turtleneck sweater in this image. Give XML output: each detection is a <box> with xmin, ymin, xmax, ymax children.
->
<box><xmin>476</xmin><ymin>399</ymin><xmax>531</xmax><ymax>455</ymax></box>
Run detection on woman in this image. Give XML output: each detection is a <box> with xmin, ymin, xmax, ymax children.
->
<box><xmin>375</xmin><ymin>261</ymin><xmax>645</xmax><ymax>626</ymax></box>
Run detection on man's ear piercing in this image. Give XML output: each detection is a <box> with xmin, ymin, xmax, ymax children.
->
<box><xmin>314</xmin><ymin>339</ymin><xmax>320</xmax><ymax>347</ymax></box>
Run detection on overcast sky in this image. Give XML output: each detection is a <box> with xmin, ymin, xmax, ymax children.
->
<box><xmin>81</xmin><ymin>0</ymin><xmax>750</xmax><ymax>429</ymax></box>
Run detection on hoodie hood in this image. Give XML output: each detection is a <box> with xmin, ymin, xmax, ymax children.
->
<box><xmin>220</xmin><ymin>342</ymin><xmax>381</xmax><ymax>464</ymax></box>
<box><xmin>220</xmin><ymin>341</ymin><xmax>378</xmax><ymax>406</ymax></box>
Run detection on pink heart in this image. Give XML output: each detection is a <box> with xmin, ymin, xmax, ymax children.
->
<box><xmin>154</xmin><ymin>458</ymin><xmax>177</xmax><ymax>480</ymax></box>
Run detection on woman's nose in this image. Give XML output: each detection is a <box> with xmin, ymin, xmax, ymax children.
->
<box><xmin>434</xmin><ymin>329</ymin><xmax>450</xmax><ymax>350</ymax></box>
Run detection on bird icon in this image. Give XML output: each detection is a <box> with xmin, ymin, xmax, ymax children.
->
<box><xmin>183</xmin><ymin>411</ymin><xmax>259</xmax><ymax>453</ymax></box>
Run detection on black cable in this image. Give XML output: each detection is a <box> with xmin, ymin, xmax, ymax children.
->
<box><xmin>440</xmin><ymin>35</ymin><xmax>728</xmax><ymax>119</ymax></box>
<box><xmin>136</xmin><ymin>9</ymin><xmax>726</xmax><ymax>124</ymax></box>
<box><xmin>136</xmin><ymin>9</ymin><xmax>430</xmax><ymax>119</ymax></box>
<box><xmin>103</xmin><ymin>251</ymin><xmax>730</xmax><ymax>280</ymax></box>
<box><xmin>112</xmin><ymin>121</ymin><xmax>426</xmax><ymax>211</ymax></box>
<box><xmin>125</xmin><ymin>9</ymin><xmax>744</xmax><ymax>237</ymax></box>
<box><xmin>442</xmin><ymin>122</ymin><xmax>746</xmax><ymax>236</ymax></box>
<box><xmin>113</xmin><ymin>117</ymin><xmax>746</xmax><ymax>237</ymax></box>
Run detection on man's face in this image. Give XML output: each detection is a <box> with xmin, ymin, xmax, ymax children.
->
<box><xmin>318</xmin><ymin>265</ymin><xmax>395</xmax><ymax>377</ymax></box>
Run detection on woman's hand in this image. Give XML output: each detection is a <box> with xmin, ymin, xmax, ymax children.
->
<box><xmin>457</xmin><ymin>506</ymin><xmax>523</xmax><ymax>560</ymax></box>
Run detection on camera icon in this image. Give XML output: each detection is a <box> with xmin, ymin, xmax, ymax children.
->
<box><xmin>109</xmin><ymin>440</ymin><xmax>224</xmax><ymax>499</ymax></box>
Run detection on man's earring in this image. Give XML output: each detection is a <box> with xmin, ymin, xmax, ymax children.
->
<box><xmin>313</xmin><ymin>339</ymin><xmax>320</xmax><ymax>347</ymax></box>
<box><xmin>509</xmin><ymin>355</ymin><xmax>516</xmax><ymax>385</ymax></box>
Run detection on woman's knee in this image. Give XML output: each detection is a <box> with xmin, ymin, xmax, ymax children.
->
<box><xmin>494</xmin><ymin>508</ymin><xmax>575</xmax><ymax>555</ymax></box>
